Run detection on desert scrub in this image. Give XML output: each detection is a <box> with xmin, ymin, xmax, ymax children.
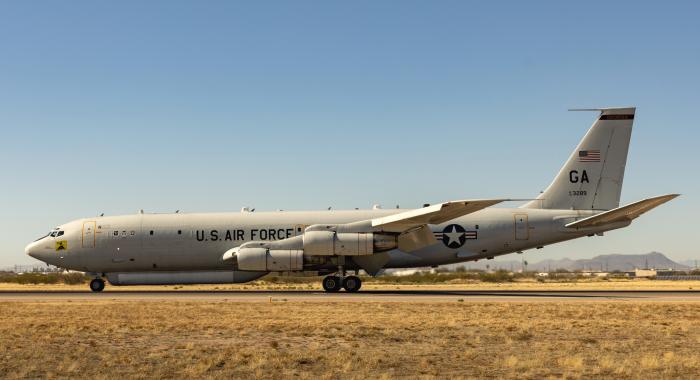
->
<box><xmin>0</xmin><ymin>272</ymin><xmax>88</xmax><ymax>285</ymax></box>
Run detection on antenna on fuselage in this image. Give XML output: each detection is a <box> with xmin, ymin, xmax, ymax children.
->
<box><xmin>568</xmin><ymin>108</ymin><xmax>604</xmax><ymax>112</ymax></box>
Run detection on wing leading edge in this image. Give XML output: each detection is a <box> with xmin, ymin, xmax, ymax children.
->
<box><xmin>371</xmin><ymin>199</ymin><xmax>506</xmax><ymax>233</ymax></box>
<box><xmin>370</xmin><ymin>199</ymin><xmax>506</xmax><ymax>253</ymax></box>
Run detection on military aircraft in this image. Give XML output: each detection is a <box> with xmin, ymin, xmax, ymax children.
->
<box><xmin>26</xmin><ymin>107</ymin><xmax>678</xmax><ymax>292</ymax></box>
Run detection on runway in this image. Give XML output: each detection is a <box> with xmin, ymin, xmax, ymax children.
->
<box><xmin>1</xmin><ymin>290</ymin><xmax>700</xmax><ymax>302</ymax></box>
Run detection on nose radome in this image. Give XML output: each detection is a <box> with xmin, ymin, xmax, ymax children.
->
<box><xmin>25</xmin><ymin>242</ymin><xmax>38</xmax><ymax>259</ymax></box>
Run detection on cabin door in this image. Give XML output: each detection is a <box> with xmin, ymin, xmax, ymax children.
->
<box><xmin>514</xmin><ymin>214</ymin><xmax>529</xmax><ymax>240</ymax></box>
<box><xmin>82</xmin><ymin>221</ymin><xmax>96</xmax><ymax>248</ymax></box>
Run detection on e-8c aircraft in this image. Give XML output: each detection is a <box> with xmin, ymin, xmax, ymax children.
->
<box><xmin>26</xmin><ymin>107</ymin><xmax>678</xmax><ymax>292</ymax></box>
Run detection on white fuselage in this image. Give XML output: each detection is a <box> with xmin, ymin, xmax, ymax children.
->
<box><xmin>25</xmin><ymin>207</ymin><xmax>624</xmax><ymax>275</ymax></box>
<box><xmin>24</xmin><ymin>107</ymin><xmax>672</xmax><ymax>290</ymax></box>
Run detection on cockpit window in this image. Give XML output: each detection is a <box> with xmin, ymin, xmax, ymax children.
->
<box><xmin>38</xmin><ymin>229</ymin><xmax>64</xmax><ymax>240</ymax></box>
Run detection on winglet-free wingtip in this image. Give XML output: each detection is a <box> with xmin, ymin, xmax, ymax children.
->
<box><xmin>654</xmin><ymin>193</ymin><xmax>681</xmax><ymax>201</ymax></box>
<box><xmin>564</xmin><ymin>193</ymin><xmax>680</xmax><ymax>229</ymax></box>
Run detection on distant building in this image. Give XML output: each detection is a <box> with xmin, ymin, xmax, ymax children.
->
<box><xmin>579</xmin><ymin>271</ymin><xmax>610</xmax><ymax>278</ymax></box>
<box><xmin>388</xmin><ymin>268</ymin><xmax>436</xmax><ymax>276</ymax></box>
<box><xmin>634</xmin><ymin>269</ymin><xmax>657</xmax><ymax>278</ymax></box>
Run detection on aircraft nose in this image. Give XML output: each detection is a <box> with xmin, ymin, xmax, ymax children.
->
<box><xmin>25</xmin><ymin>241</ymin><xmax>38</xmax><ymax>259</ymax></box>
<box><xmin>25</xmin><ymin>241</ymin><xmax>50</xmax><ymax>262</ymax></box>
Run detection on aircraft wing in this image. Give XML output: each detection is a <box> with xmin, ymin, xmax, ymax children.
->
<box><xmin>225</xmin><ymin>199</ymin><xmax>506</xmax><ymax>274</ymax></box>
<box><xmin>372</xmin><ymin>199</ymin><xmax>505</xmax><ymax>233</ymax></box>
<box><xmin>565</xmin><ymin>194</ymin><xmax>679</xmax><ymax>229</ymax></box>
<box><xmin>369</xmin><ymin>199</ymin><xmax>505</xmax><ymax>253</ymax></box>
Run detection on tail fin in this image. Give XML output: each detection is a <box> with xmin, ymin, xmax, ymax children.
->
<box><xmin>523</xmin><ymin>107</ymin><xmax>635</xmax><ymax>211</ymax></box>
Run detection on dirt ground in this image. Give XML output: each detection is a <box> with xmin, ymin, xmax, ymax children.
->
<box><xmin>1</xmin><ymin>300</ymin><xmax>699</xmax><ymax>379</ymax></box>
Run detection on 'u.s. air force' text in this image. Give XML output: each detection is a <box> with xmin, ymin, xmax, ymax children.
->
<box><xmin>195</xmin><ymin>229</ymin><xmax>294</xmax><ymax>242</ymax></box>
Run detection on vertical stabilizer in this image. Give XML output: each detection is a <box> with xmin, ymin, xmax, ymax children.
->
<box><xmin>523</xmin><ymin>107</ymin><xmax>635</xmax><ymax>211</ymax></box>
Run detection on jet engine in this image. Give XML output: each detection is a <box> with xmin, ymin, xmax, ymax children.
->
<box><xmin>235</xmin><ymin>248</ymin><xmax>304</xmax><ymax>271</ymax></box>
<box><xmin>223</xmin><ymin>228</ymin><xmax>399</xmax><ymax>271</ymax></box>
<box><xmin>302</xmin><ymin>231</ymin><xmax>397</xmax><ymax>256</ymax></box>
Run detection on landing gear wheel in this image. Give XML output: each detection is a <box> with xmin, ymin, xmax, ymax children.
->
<box><xmin>89</xmin><ymin>278</ymin><xmax>105</xmax><ymax>292</ymax></box>
<box><xmin>322</xmin><ymin>276</ymin><xmax>342</xmax><ymax>293</ymax></box>
<box><xmin>343</xmin><ymin>276</ymin><xmax>362</xmax><ymax>292</ymax></box>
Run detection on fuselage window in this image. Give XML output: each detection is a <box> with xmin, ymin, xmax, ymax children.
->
<box><xmin>177</xmin><ymin>230</ymin><xmax>182</xmax><ymax>235</ymax></box>
<box><xmin>149</xmin><ymin>230</ymin><xmax>154</xmax><ymax>235</ymax></box>
<box><xmin>56</xmin><ymin>231</ymin><xmax>64</xmax><ymax>237</ymax></box>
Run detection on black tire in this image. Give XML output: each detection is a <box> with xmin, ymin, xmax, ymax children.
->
<box><xmin>89</xmin><ymin>278</ymin><xmax>105</xmax><ymax>292</ymax></box>
<box><xmin>322</xmin><ymin>276</ymin><xmax>342</xmax><ymax>293</ymax></box>
<box><xmin>343</xmin><ymin>276</ymin><xmax>362</xmax><ymax>292</ymax></box>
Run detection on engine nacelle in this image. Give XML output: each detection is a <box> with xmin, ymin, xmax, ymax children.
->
<box><xmin>303</xmin><ymin>231</ymin><xmax>397</xmax><ymax>256</ymax></box>
<box><xmin>236</xmin><ymin>247</ymin><xmax>304</xmax><ymax>271</ymax></box>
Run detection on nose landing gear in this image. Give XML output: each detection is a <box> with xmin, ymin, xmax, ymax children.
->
<box><xmin>89</xmin><ymin>278</ymin><xmax>105</xmax><ymax>292</ymax></box>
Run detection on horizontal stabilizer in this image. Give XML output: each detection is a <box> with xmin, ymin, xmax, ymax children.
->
<box><xmin>565</xmin><ymin>194</ymin><xmax>679</xmax><ymax>229</ymax></box>
<box><xmin>372</xmin><ymin>199</ymin><xmax>505</xmax><ymax>232</ymax></box>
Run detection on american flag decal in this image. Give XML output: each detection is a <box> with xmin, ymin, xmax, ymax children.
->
<box><xmin>578</xmin><ymin>150</ymin><xmax>601</xmax><ymax>162</ymax></box>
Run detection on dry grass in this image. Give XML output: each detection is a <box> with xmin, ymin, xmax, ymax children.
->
<box><xmin>0</xmin><ymin>300</ymin><xmax>699</xmax><ymax>379</ymax></box>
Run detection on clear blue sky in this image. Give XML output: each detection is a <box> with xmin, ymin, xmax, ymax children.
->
<box><xmin>1</xmin><ymin>1</ymin><xmax>697</xmax><ymax>266</ymax></box>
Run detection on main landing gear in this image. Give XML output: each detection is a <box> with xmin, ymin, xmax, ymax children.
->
<box><xmin>322</xmin><ymin>257</ymin><xmax>362</xmax><ymax>292</ymax></box>
<box><xmin>322</xmin><ymin>275</ymin><xmax>342</xmax><ymax>292</ymax></box>
<box><xmin>342</xmin><ymin>275</ymin><xmax>362</xmax><ymax>293</ymax></box>
<box><xmin>322</xmin><ymin>275</ymin><xmax>362</xmax><ymax>293</ymax></box>
<box><xmin>89</xmin><ymin>278</ymin><xmax>105</xmax><ymax>292</ymax></box>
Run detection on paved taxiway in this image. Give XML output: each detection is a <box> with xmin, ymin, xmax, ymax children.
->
<box><xmin>1</xmin><ymin>290</ymin><xmax>700</xmax><ymax>302</ymax></box>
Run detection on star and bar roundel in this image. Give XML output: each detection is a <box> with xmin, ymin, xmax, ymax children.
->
<box><xmin>434</xmin><ymin>224</ymin><xmax>477</xmax><ymax>249</ymax></box>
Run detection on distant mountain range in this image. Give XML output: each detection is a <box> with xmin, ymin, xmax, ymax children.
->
<box><xmin>447</xmin><ymin>252</ymin><xmax>695</xmax><ymax>272</ymax></box>
<box><xmin>679</xmin><ymin>259</ymin><xmax>700</xmax><ymax>268</ymax></box>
